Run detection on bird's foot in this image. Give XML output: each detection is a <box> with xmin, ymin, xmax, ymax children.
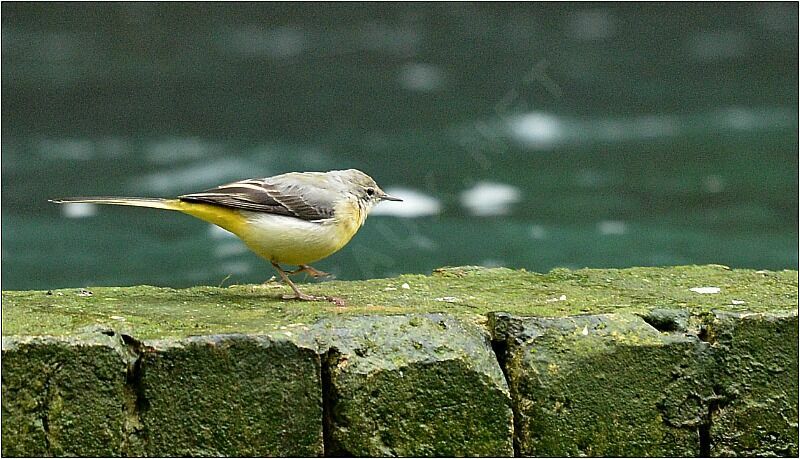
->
<box><xmin>281</xmin><ymin>293</ymin><xmax>346</xmax><ymax>306</ymax></box>
<box><xmin>287</xmin><ymin>265</ymin><xmax>333</xmax><ymax>279</ymax></box>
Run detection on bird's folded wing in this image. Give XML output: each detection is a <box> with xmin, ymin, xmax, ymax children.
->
<box><xmin>179</xmin><ymin>177</ymin><xmax>336</xmax><ymax>221</ymax></box>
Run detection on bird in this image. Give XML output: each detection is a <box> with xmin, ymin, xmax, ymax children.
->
<box><xmin>50</xmin><ymin>169</ymin><xmax>402</xmax><ymax>305</ymax></box>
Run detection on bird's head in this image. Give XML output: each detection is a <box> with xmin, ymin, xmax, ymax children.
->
<box><xmin>336</xmin><ymin>169</ymin><xmax>402</xmax><ymax>212</ymax></box>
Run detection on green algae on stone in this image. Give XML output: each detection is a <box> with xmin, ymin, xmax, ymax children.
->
<box><xmin>704</xmin><ymin>311</ymin><xmax>799</xmax><ymax>457</ymax></box>
<box><xmin>1</xmin><ymin>265</ymin><xmax>797</xmax><ymax>457</ymax></box>
<box><xmin>1</xmin><ymin>332</ymin><xmax>134</xmax><ymax>457</ymax></box>
<box><xmin>2</xmin><ymin>266</ymin><xmax>796</xmax><ymax>340</ymax></box>
<box><xmin>313</xmin><ymin>314</ymin><xmax>513</xmax><ymax>457</ymax></box>
<box><xmin>490</xmin><ymin>312</ymin><xmax>713</xmax><ymax>457</ymax></box>
<box><xmin>138</xmin><ymin>334</ymin><xmax>323</xmax><ymax>457</ymax></box>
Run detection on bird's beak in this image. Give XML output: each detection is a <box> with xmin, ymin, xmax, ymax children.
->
<box><xmin>380</xmin><ymin>193</ymin><xmax>403</xmax><ymax>202</ymax></box>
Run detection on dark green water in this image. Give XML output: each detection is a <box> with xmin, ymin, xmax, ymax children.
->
<box><xmin>2</xmin><ymin>3</ymin><xmax>798</xmax><ymax>290</ymax></box>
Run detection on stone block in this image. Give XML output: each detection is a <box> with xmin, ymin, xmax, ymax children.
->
<box><xmin>315</xmin><ymin>314</ymin><xmax>514</xmax><ymax>457</ymax></box>
<box><xmin>138</xmin><ymin>334</ymin><xmax>322</xmax><ymax>456</ymax></box>
<box><xmin>491</xmin><ymin>312</ymin><xmax>713</xmax><ymax>457</ymax></box>
<box><xmin>1</xmin><ymin>333</ymin><xmax>133</xmax><ymax>457</ymax></box>
<box><xmin>705</xmin><ymin>311</ymin><xmax>798</xmax><ymax>457</ymax></box>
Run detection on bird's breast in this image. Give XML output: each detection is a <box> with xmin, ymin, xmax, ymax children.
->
<box><xmin>332</xmin><ymin>198</ymin><xmax>367</xmax><ymax>243</ymax></box>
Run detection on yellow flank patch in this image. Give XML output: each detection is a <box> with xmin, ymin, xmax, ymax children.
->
<box><xmin>174</xmin><ymin>201</ymin><xmax>250</xmax><ymax>236</ymax></box>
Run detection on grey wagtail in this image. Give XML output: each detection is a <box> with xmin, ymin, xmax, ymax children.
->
<box><xmin>51</xmin><ymin>169</ymin><xmax>401</xmax><ymax>305</ymax></box>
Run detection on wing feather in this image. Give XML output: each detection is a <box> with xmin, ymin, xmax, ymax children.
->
<box><xmin>178</xmin><ymin>174</ymin><xmax>337</xmax><ymax>221</ymax></box>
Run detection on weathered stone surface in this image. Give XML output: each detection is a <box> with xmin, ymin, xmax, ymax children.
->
<box><xmin>491</xmin><ymin>312</ymin><xmax>713</xmax><ymax>457</ymax></box>
<box><xmin>2</xmin><ymin>266</ymin><xmax>797</xmax><ymax>456</ymax></box>
<box><xmin>313</xmin><ymin>314</ymin><xmax>513</xmax><ymax>457</ymax></box>
<box><xmin>1</xmin><ymin>332</ymin><xmax>133</xmax><ymax>457</ymax></box>
<box><xmin>6</xmin><ymin>266</ymin><xmax>796</xmax><ymax>340</ymax></box>
<box><xmin>138</xmin><ymin>334</ymin><xmax>322</xmax><ymax>457</ymax></box>
<box><xmin>705</xmin><ymin>311</ymin><xmax>799</xmax><ymax>457</ymax></box>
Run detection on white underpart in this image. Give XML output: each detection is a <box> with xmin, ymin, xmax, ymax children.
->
<box><xmin>237</xmin><ymin>211</ymin><xmax>342</xmax><ymax>265</ymax></box>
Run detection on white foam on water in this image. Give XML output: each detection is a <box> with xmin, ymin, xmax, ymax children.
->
<box><xmin>372</xmin><ymin>187</ymin><xmax>442</xmax><ymax>218</ymax></box>
<box><xmin>35</xmin><ymin>137</ymin><xmax>135</xmax><ymax>161</ymax></box>
<box><xmin>219</xmin><ymin>261</ymin><xmax>252</xmax><ymax>275</ymax></box>
<box><xmin>213</xmin><ymin>241</ymin><xmax>248</xmax><ymax>258</ymax></box>
<box><xmin>507</xmin><ymin>112</ymin><xmax>566</xmax><ymax>149</ymax></box>
<box><xmin>138</xmin><ymin>158</ymin><xmax>257</xmax><ymax>194</ymax></box>
<box><xmin>95</xmin><ymin>137</ymin><xmax>132</xmax><ymax>157</ymax></box>
<box><xmin>460</xmin><ymin>182</ymin><xmax>521</xmax><ymax>217</ymax></box>
<box><xmin>704</xmin><ymin>175</ymin><xmax>725</xmax><ymax>193</ymax></box>
<box><xmin>597</xmin><ymin>220</ymin><xmax>627</xmax><ymax>235</ymax></box>
<box><xmin>529</xmin><ymin>224</ymin><xmax>548</xmax><ymax>240</ymax></box>
<box><xmin>218</xmin><ymin>25</ymin><xmax>306</xmax><ymax>58</ymax></box>
<box><xmin>398</xmin><ymin>63</ymin><xmax>446</xmax><ymax>92</ymax></box>
<box><xmin>593</xmin><ymin>118</ymin><xmax>629</xmax><ymax>142</ymax></box>
<box><xmin>61</xmin><ymin>202</ymin><xmax>97</xmax><ymax>218</ymax></box>
<box><xmin>568</xmin><ymin>8</ymin><xmax>616</xmax><ymax>41</ymax></box>
<box><xmin>713</xmin><ymin>107</ymin><xmax>796</xmax><ymax>131</ymax></box>
<box><xmin>37</xmin><ymin>138</ymin><xmax>95</xmax><ymax>160</ymax></box>
<box><xmin>591</xmin><ymin>114</ymin><xmax>681</xmax><ymax>141</ymax></box>
<box><xmin>687</xmin><ymin>30</ymin><xmax>750</xmax><ymax>60</ymax></box>
<box><xmin>356</xmin><ymin>23</ymin><xmax>419</xmax><ymax>53</ymax></box>
<box><xmin>630</xmin><ymin>115</ymin><xmax>680</xmax><ymax>138</ymax></box>
<box><xmin>410</xmin><ymin>234</ymin><xmax>437</xmax><ymax>250</ymax></box>
<box><xmin>574</xmin><ymin>169</ymin><xmax>609</xmax><ymax>189</ymax></box>
<box><xmin>145</xmin><ymin>137</ymin><xmax>221</xmax><ymax>164</ymax></box>
<box><xmin>504</xmin><ymin>107</ymin><xmax>791</xmax><ymax>150</ymax></box>
<box><xmin>246</xmin><ymin>142</ymin><xmax>332</xmax><ymax>171</ymax></box>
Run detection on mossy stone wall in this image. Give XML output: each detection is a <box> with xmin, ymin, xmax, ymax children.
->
<box><xmin>1</xmin><ymin>334</ymin><xmax>133</xmax><ymax>456</ymax></box>
<box><xmin>2</xmin><ymin>265</ymin><xmax>797</xmax><ymax>457</ymax></box>
<box><xmin>490</xmin><ymin>313</ymin><xmax>711</xmax><ymax>456</ymax></box>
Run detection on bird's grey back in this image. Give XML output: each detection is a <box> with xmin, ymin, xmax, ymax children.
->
<box><xmin>179</xmin><ymin>169</ymin><xmax>372</xmax><ymax>221</ymax></box>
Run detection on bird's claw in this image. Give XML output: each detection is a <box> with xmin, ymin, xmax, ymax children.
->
<box><xmin>287</xmin><ymin>265</ymin><xmax>333</xmax><ymax>279</ymax></box>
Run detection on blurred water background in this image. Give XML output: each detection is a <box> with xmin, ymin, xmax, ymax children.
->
<box><xmin>2</xmin><ymin>3</ymin><xmax>798</xmax><ymax>290</ymax></box>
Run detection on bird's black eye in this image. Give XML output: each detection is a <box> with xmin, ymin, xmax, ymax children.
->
<box><xmin>366</xmin><ymin>187</ymin><xmax>375</xmax><ymax>196</ymax></box>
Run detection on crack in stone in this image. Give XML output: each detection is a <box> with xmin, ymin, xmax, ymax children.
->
<box><xmin>321</xmin><ymin>347</ymin><xmax>347</xmax><ymax>457</ymax></box>
<box><xmin>40</xmin><ymin>362</ymin><xmax>64</xmax><ymax>456</ymax></box>
<box><xmin>699</xmin><ymin>386</ymin><xmax>731</xmax><ymax>457</ymax></box>
<box><xmin>489</xmin><ymin>336</ymin><xmax>521</xmax><ymax>458</ymax></box>
<box><xmin>486</xmin><ymin>313</ymin><xmax>521</xmax><ymax>458</ymax></box>
<box><xmin>119</xmin><ymin>333</ymin><xmax>149</xmax><ymax>455</ymax></box>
